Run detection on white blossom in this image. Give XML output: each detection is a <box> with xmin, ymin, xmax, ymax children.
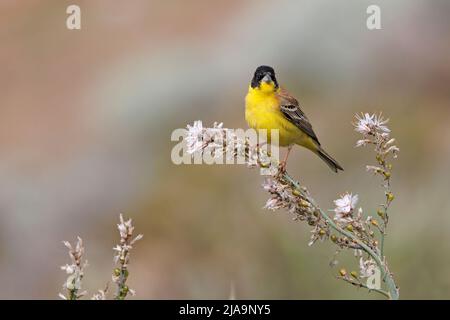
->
<box><xmin>264</xmin><ymin>197</ymin><xmax>282</xmax><ymax>210</ymax></box>
<box><xmin>333</xmin><ymin>193</ymin><xmax>358</xmax><ymax>225</ymax></box>
<box><xmin>334</xmin><ymin>193</ymin><xmax>358</xmax><ymax>215</ymax></box>
<box><xmin>366</xmin><ymin>165</ymin><xmax>382</xmax><ymax>174</ymax></box>
<box><xmin>359</xmin><ymin>257</ymin><xmax>378</xmax><ymax>278</ymax></box>
<box><xmin>354</xmin><ymin>113</ymin><xmax>390</xmax><ymax>135</ymax></box>
<box><xmin>384</xmin><ymin>145</ymin><xmax>400</xmax><ymax>158</ymax></box>
<box><xmin>61</xmin><ymin>264</ymin><xmax>74</xmax><ymax>274</ymax></box>
<box><xmin>355</xmin><ymin>139</ymin><xmax>370</xmax><ymax>147</ymax></box>
<box><xmin>186</xmin><ymin>121</ymin><xmax>205</xmax><ymax>154</ymax></box>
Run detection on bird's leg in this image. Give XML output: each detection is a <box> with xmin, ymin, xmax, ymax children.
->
<box><xmin>279</xmin><ymin>145</ymin><xmax>293</xmax><ymax>173</ymax></box>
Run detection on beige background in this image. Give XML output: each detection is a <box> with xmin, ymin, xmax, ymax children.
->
<box><xmin>1</xmin><ymin>0</ymin><xmax>449</xmax><ymax>299</ymax></box>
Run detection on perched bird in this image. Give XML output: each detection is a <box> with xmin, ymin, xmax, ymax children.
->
<box><xmin>245</xmin><ymin>65</ymin><xmax>343</xmax><ymax>172</ymax></box>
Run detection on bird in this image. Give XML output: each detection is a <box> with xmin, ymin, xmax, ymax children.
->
<box><xmin>245</xmin><ymin>65</ymin><xmax>343</xmax><ymax>172</ymax></box>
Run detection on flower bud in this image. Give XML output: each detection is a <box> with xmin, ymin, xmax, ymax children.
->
<box><xmin>376</xmin><ymin>154</ymin><xmax>384</xmax><ymax>164</ymax></box>
<box><xmin>319</xmin><ymin>229</ymin><xmax>326</xmax><ymax>236</ymax></box>
<box><xmin>386</xmin><ymin>192</ymin><xmax>395</xmax><ymax>202</ymax></box>
<box><xmin>330</xmin><ymin>235</ymin><xmax>337</xmax><ymax>242</ymax></box>
<box><xmin>371</xmin><ymin>219</ymin><xmax>379</xmax><ymax>227</ymax></box>
<box><xmin>339</xmin><ymin>269</ymin><xmax>347</xmax><ymax>277</ymax></box>
<box><xmin>346</xmin><ymin>225</ymin><xmax>353</xmax><ymax>232</ymax></box>
<box><xmin>350</xmin><ymin>271</ymin><xmax>358</xmax><ymax>278</ymax></box>
<box><xmin>383</xmin><ymin>171</ymin><xmax>391</xmax><ymax>179</ymax></box>
<box><xmin>299</xmin><ymin>199</ymin><xmax>310</xmax><ymax>207</ymax></box>
<box><xmin>377</xmin><ymin>209</ymin><xmax>384</xmax><ymax>218</ymax></box>
<box><xmin>292</xmin><ymin>189</ymin><xmax>301</xmax><ymax>197</ymax></box>
<box><xmin>260</xmin><ymin>162</ymin><xmax>270</xmax><ymax>168</ymax></box>
<box><xmin>113</xmin><ymin>268</ymin><xmax>121</xmax><ymax>277</ymax></box>
<box><xmin>121</xmin><ymin>285</ymin><xmax>129</xmax><ymax>295</ymax></box>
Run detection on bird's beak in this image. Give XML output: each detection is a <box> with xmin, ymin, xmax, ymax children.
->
<box><xmin>261</xmin><ymin>73</ymin><xmax>272</xmax><ymax>83</ymax></box>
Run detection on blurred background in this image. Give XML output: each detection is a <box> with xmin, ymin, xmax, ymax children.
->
<box><xmin>1</xmin><ymin>0</ymin><xmax>450</xmax><ymax>299</ymax></box>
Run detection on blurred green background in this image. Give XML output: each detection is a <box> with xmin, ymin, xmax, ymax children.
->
<box><xmin>1</xmin><ymin>0</ymin><xmax>450</xmax><ymax>299</ymax></box>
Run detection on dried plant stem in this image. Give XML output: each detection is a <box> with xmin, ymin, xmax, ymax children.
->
<box><xmin>283</xmin><ymin>172</ymin><xmax>399</xmax><ymax>300</ymax></box>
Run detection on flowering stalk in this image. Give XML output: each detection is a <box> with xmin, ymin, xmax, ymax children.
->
<box><xmin>112</xmin><ymin>214</ymin><xmax>143</xmax><ymax>300</ymax></box>
<box><xmin>282</xmin><ymin>172</ymin><xmax>398</xmax><ymax>299</ymax></box>
<box><xmin>355</xmin><ymin>113</ymin><xmax>399</xmax><ymax>257</ymax></box>
<box><xmin>59</xmin><ymin>237</ymin><xmax>88</xmax><ymax>300</ymax></box>
<box><xmin>184</xmin><ymin>114</ymin><xmax>400</xmax><ymax>299</ymax></box>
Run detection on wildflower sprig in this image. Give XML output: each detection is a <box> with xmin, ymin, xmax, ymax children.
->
<box><xmin>59</xmin><ymin>237</ymin><xmax>88</xmax><ymax>300</ymax></box>
<box><xmin>354</xmin><ymin>113</ymin><xmax>399</xmax><ymax>256</ymax></box>
<box><xmin>184</xmin><ymin>114</ymin><xmax>400</xmax><ymax>299</ymax></box>
<box><xmin>112</xmin><ymin>214</ymin><xmax>143</xmax><ymax>300</ymax></box>
<box><xmin>58</xmin><ymin>215</ymin><xmax>143</xmax><ymax>300</ymax></box>
<box><xmin>186</xmin><ymin>121</ymin><xmax>275</xmax><ymax>172</ymax></box>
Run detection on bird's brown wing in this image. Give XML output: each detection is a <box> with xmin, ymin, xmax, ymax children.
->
<box><xmin>277</xmin><ymin>88</ymin><xmax>320</xmax><ymax>145</ymax></box>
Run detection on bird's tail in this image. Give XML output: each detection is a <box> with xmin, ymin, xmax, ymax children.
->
<box><xmin>316</xmin><ymin>147</ymin><xmax>344</xmax><ymax>173</ymax></box>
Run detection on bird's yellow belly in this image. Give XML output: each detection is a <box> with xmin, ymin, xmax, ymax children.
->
<box><xmin>245</xmin><ymin>95</ymin><xmax>310</xmax><ymax>147</ymax></box>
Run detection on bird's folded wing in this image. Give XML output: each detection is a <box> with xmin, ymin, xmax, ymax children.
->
<box><xmin>277</xmin><ymin>88</ymin><xmax>320</xmax><ymax>145</ymax></box>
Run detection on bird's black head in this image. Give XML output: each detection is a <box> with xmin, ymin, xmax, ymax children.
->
<box><xmin>251</xmin><ymin>65</ymin><xmax>278</xmax><ymax>89</ymax></box>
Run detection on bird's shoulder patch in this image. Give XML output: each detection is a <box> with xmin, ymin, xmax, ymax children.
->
<box><xmin>276</xmin><ymin>88</ymin><xmax>320</xmax><ymax>145</ymax></box>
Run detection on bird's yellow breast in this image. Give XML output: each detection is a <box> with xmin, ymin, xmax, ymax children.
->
<box><xmin>245</xmin><ymin>85</ymin><xmax>311</xmax><ymax>147</ymax></box>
